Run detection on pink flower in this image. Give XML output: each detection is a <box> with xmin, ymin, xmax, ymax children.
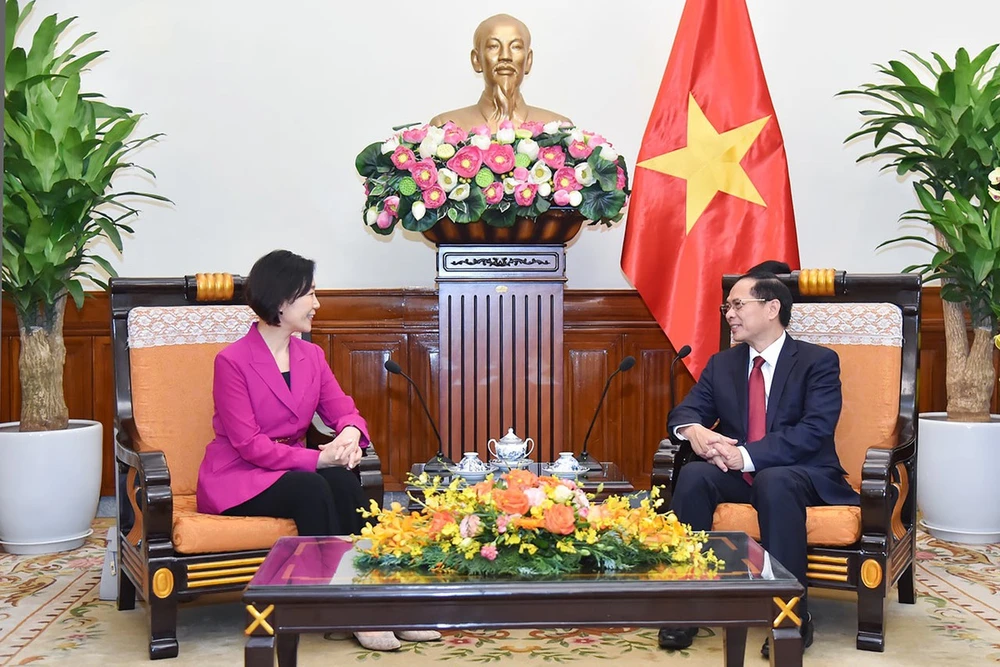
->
<box><xmin>553</xmin><ymin>189</ymin><xmax>571</xmax><ymax>206</ymax></box>
<box><xmin>586</xmin><ymin>132</ymin><xmax>607</xmax><ymax>146</ymax></box>
<box><xmin>616</xmin><ymin>166</ymin><xmax>627</xmax><ymax>190</ymax></box>
<box><xmin>499</xmin><ymin>120</ymin><xmax>514</xmax><ymax>131</ymax></box>
<box><xmin>523</xmin><ymin>487</ymin><xmax>546</xmax><ymax>507</ymax></box>
<box><xmin>442</xmin><ymin>122</ymin><xmax>469</xmax><ymax>146</ymax></box>
<box><xmin>422</xmin><ymin>185</ymin><xmax>447</xmax><ymax>209</ymax></box>
<box><xmin>479</xmin><ymin>544</ymin><xmax>498</xmax><ymax>561</ymax></box>
<box><xmin>483</xmin><ymin>181</ymin><xmax>504</xmax><ymax>205</ymax></box>
<box><xmin>460</xmin><ymin>514</ymin><xmax>482</xmax><ymax>538</ymax></box>
<box><xmin>383</xmin><ymin>196</ymin><xmax>400</xmax><ymax>215</ymax></box>
<box><xmin>485</xmin><ymin>144</ymin><xmax>516</xmax><ymax>174</ymax></box>
<box><xmin>446</xmin><ymin>146</ymin><xmax>483</xmax><ymax>178</ymax></box>
<box><xmin>401</xmin><ymin>126</ymin><xmax>428</xmax><ymax>143</ymax></box>
<box><xmin>519</xmin><ymin>121</ymin><xmax>545</xmax><ymax>137</ymax></box>
<box><xmin>553</xmin><ymin>167</ymin><xmax>581</xmax><ymax>192</ymax></box>
<box><xmin>495</xmin><ymin>514</ymin><xmax>509</xmax><ymax>533</ymax></box>
<box><xmin>514</xmin><ymin>183</ymin><xmax>537</xmax><ymax>206</ymax></box>
<box><xmin>568</xmin><ymin>140</ymin><xmax>593</xmax><ymax>159</ymax></box>
<box><xmin>469</xmin><ymin>124</ymin><xmax>491</xmax><ymax>136</ymax></box>
<box><xmin>376</xmin><ymin>211</ymin><xmax>393</xmax><ymax>229</ymax></box>
<box><xmin>410</xmin><ymin>159</ymin><xmax>438</xmax><ymax>190</ymax></box>
<box><xmin>390</xmin><ymin>146</ymin><xmax>416</xmax><ymax>170</ymax></box>
<box><xmin>513</xmin><ymin>166</ymin><xmax>530</xmax><ymax>182</ymax></box>
<box><xmin>539</xmin><ymin>145</ymin><xmax>566</xmax><ymax>169</ymax></box>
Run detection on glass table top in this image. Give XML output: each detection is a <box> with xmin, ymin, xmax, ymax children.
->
<box><xmin>249</xmin><ymin>532</ymin><xmax>794</xmax><ymax>589</ymax></box>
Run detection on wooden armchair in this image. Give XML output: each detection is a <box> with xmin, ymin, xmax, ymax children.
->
<box><xmin>110</xmin><ymin>274</ymin><xmax>383</xmax><ymax>659</ymax></box>
<box><xmin>652</xmin><ymin>270</ymin><xmax>919</xmax><ymax>652</ymax></box>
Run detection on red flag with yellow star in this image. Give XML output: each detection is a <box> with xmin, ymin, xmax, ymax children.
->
<box><xmin>621</xmin><ymin>0</ymin><xmax>799</xmax><ymax>378</ymax></box>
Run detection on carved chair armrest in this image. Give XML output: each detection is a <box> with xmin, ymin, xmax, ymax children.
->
<box><xmin>859</xmin><ymin>429</ymin><xmax>917</xmax><ymax>540</ymax></box>
<box><xmin>115</xmin><ymin>418</ymin><xmax>173</xmax><ymax>544</ymax></box>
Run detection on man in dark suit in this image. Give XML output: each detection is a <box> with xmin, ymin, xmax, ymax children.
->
<box><xmin>657</xmin><ymin>267</ymin><xmax>859</xmax><ymax>657</ymax></box>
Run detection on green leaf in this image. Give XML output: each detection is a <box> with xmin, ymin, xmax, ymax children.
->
<box><xmin>65</xmin><ymin>279</ymin><xmax>84</xmax><ymax>309</ymax></box>
<box><xmin>580</xmin><ymin>188</ymin><xmax>626</xmax><ymax>222</ymax></box>
<box><xmin>355</xmin><ymin>142</ymin><xmax>387</xmax><ymax>178</ymax></box>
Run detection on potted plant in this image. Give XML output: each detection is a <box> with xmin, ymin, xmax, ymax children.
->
<box><xmin>842</xmin><ymin>44</ymin><xmax>1000</xmax><ymax>543</ymax></box>
<box><xmin>0</xmin><ymin>0</ymin><xmax>166</xmax><ymax>554</ymax></box>
<box><xmin>355</xmin><ymin>120</ymin><xmax>630</xmax><ymax>244</ymax></box>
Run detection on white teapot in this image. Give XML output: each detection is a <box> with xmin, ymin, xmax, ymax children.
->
<box><xmin>487</xmin><ymin>428</ymin><xmax>535</xmax><ymax>461</ymax></box>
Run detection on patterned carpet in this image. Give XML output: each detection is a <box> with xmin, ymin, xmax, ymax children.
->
<box><xmin>2</xmin><ymin>518</ymin><xmax>999</xmax><ymax>665</ymax></box>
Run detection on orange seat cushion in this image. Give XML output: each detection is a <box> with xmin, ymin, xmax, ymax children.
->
<box><xmin>713</xmin><ymin>502</ymin><xmax>862</xmax><ymax>546</ymax></box>
<box><xmin>172</xmin><ymin>495</ymin><xmax>297</xmax><ymax>554</ymax></box>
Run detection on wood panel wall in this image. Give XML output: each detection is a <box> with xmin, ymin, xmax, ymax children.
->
<box><xmin>0</xmin><ymin>287</ymin><xmax>981</xmax><ymax>496</ymax></box>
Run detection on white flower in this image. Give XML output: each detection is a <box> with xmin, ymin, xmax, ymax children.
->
<box><xmin>552</xmin><ymin>485</ymin><xmax>573</xmax><ymax>503</ymax></box>
<box><xmin>411</xmin><ymin>201</ymin><xmax>427</xmax><ymax>221</ymax></box>
<box><xmin>568</xmin><ymin>190</ymin><xmax>583</xmax><ymax>207</ymax></box>
<box><xmin>497</xmin><ymin>126</ymin><xmax>516</xmax><ymax>144</ymax></box>
<box><xmin>449</xmin><ymin>183</ymin><xmax>470</xmax><ymax>201</ymax></box>
<box><xmin>574</xmin><ymin>163</ymin><xmax>596</xmax><ymax>187</ymax></box>
<box><xmin>471</xmin><ymin>133</ymin><xmax>493</xmax><ymax>151</ymax></box>
<box><xmin>598</xmin><ymin>144</ymin><xmax>619</xmax><ymax>162</ymax></box>
<box><xmin>537</xmin><ymin>182</ymin><xmax>552</xmax><ymax>198</ymax></box>
<box><xmin>529</xmin><ymin>160</ymin><xmax>552</xmax><ymax>185</ymax></box>
<box><xmin>543</xmin><ymin>120</ymin><xmax>562</xmax><ymax>134</ymax></box>
<box><xmin>503</xmin><ymin>177</ymin><xmax>520</xmax><ymax>195</ymax></box>
<box><xmin>380</xmin><ymin>136</ymin><xmax>400</xmax><ymax>154</ymax></box>
<box><xmin>418</xmin><ymin>136</ymin><xmax>441</xmax><ymax>159</ymax></box>
<box><xmin>989</xmin><ymin>167</ymin><xmax>1000</xmax><ymax>186</ymax></box>
<box><xmin>567</xmin><ymin>129</ymin><xmax>585</xmax><ymax>144</ymax></box>
<box><xmin>365</xmin><ymin>206</ymin><xmax>379</xmax><ymax>225</ymax></box>
<box><xmin>437</xmin><ymin>168</ymin><xmax>458</xmax><ymax>192</ymax></box>
<box><xmin>426</xmin><ymin>126</ymin><xmax>445</xmax><ymax>143</ymax></box>
<box><xmin>516</xmin><ymin>138</ymin><xmax>540</xmax><ymax>161</ymax></box>
<box><xmin>989</xmin><ymin>186</ymin><xmax>1000</xmax><ymax>203</ymax></box>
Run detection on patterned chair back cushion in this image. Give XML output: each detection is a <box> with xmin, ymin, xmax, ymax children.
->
<box><xmin>787</xmin><ymin>302</ymin><xmax>902</xmax><ymax>490</ymax></box>
<box><xmin>127</xmin><ymin>306</ymin><xmax>258</xmax><ymax>496</ymax></box>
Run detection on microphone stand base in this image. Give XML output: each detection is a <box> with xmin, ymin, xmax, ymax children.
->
<box><xmin>576</xmin><ymin>452</ymin><xmax>604</xmax><ymax>473</ymax></box>
<box><xmin>423</xmin><ymin>453</ymin><xmax>455</xmax><ymax>475</ymax></box>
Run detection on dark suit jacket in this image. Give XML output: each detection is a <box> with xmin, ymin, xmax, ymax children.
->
<box><xmin>669</xmin><ymin>335</ymin><xmax>859</xmax><ymax>506</ymax></box>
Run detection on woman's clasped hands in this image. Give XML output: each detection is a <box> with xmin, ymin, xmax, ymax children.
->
<box><xmin>317</xmin><ymin>425</ymin><xmax>364</xmax><ymax>470</ymax></box>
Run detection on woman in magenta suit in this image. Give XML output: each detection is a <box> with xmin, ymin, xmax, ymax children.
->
<box><xmin>196</xmin><ymin>250</ymin><xmax>440</xmax><ymax>651</ymax></box>
<box><xmin>197</xmin><ymin>250</ymin><xmax>369</xmax><ymax>535</ymax></box>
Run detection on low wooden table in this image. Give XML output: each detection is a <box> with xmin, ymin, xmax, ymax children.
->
<box><xmin>404</xmin><ymin>461</ymin><xmax>634</xmax><ymax>510</ymax></box>
<box><xmin>243</xmin><ymin>532</ymin><xmax>805</xmax><ymax>667</ymax></box>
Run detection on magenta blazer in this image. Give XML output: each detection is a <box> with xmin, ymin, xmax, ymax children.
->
<box><xmin>196</xmin><ymin>322</ymin><xmax>370</xmax><ymax>515</ymax></box>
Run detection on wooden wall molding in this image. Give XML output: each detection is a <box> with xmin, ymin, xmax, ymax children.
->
<box><xmin>0</xmin><ymin>286</ymin><xmax>974</xmax><ymax>496</ymax></box>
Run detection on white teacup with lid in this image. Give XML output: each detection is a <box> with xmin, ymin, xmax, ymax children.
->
<box><xmin>544</xmin><ymin>452</ymin><xmax>583</xmax><ymax>478</ymax></box>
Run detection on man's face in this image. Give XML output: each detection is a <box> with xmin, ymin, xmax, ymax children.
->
<box><xmin>474</xmin><ymin>22</ymin><xmax>531</xmax><ymax>91</ymax></box>
<box><xmin>724</xmin><ymin>278</ymin><xmax>779</xmax><ymax>347</ymax></box>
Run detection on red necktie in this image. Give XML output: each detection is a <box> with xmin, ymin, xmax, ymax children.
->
<box><xmin>745</xmin><ymin>356</ymin><xmax>766</xmax><ymax>485</ymax></box>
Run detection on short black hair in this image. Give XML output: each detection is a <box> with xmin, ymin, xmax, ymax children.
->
<box><xmin>747</xmin><ymin>260</ymin><xmax>791</xmax><ymax>275</ymax></box>
<box><xmin>245</xmin><ymin>250</ymin><xmax>315</xmax><ymax>326</ymax></box>
<box><xmin>742</xmin><ymin>271</ymin><xmax>793</xmax><ymax>328</ymax></box>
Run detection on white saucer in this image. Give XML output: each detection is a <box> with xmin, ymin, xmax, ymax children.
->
<box><xmin>449</xmin><ymin>465</ymin><xmax>499</xmax><ymax>482</ymax></box>
<box><xmin>541</xmin><ymin>465</ymin><xmax>582</xmax><ymax>479</ymax></box>
<box><xmin>491</xmin><ymin>457</ymin><xmax>534</xmax><ymax>470</ymax></box>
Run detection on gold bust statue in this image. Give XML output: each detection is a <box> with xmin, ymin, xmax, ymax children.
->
<box><xmin>429</xmin><ymin>14</ymin><xmax>571</xmax><ymax>132</ymax></box>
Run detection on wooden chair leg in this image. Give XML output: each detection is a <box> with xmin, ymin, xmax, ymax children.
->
<box><xmin>856</xmin><ymin>577</ymin><xmax>887</xmax><ymax>652</ymax></box>
<box><xmin>897</xmin><ymin>562</ymin><xmax>915</xmax><ymax>604</ymax></box>
<box><xmin>117</xmin><ymin>567</ymin><xmax>136</xmax><ymax>611</ymax></box>
<box><xmin>147</xmin><ymin>562</ymin><xmax>179</xmax><ymax>660</ymax></box>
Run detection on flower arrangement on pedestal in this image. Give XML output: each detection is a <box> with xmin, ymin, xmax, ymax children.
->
<box><xmin>354</xmin><ymin>470</ymin><xmax>721</xmax><ymax>577</ymax></box>
<box><xmin>355</xmin><ymin>121</ymin><xmax>630</xmax><ymax>235</ymax></box>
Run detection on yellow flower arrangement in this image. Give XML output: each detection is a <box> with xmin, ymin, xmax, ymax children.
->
<box><xmin>354</xmin><ymin>470</ymin><xmax>722</xmax><ymax>577</ymax></box>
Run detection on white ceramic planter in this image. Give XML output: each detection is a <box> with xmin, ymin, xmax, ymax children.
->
<box><xmin>0</xmin><ymin>420</ymin><xmax>103</xmax><ymax>555</ymax></box>
<box><xmin>917</xmin><ymin>413</ymin><xmax>1000</xmax><ymax>544</ymax></box>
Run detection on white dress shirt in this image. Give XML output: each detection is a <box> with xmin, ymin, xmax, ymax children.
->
<box><xmin>674</xmin><ymin>332</ymin><xmax>787</xmax><ymax>472</ymax></box>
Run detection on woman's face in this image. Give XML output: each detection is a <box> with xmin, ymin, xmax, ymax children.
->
<box><xmin>279</xmin><ymin>282</ymin><xmax>319</xmax><ymax>333</ymax></box>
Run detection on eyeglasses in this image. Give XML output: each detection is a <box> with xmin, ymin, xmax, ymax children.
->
<box><xmin>720</xmin><ymin>298</ymin><xmax>767</xmax><ymax>314</ymax></box>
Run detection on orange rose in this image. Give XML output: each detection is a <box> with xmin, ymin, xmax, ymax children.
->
<box><xmin>504</xmin><ymin>469</ymin><xmax>539</xmax><ymax>490</ymax></box>
<box><xmin>473</xmin><ymin>478</ymin><xmax>495</xmax><ymax>499</ymax></box>
<box><xmin>428</xmin><ymin>511</ymin><xmax>455</xmax><ymax>537</ymax></box>
<box><xmin>543</xmin><ymin>504</ymin><xmax>577</xmax><ymax>535</ymax></box>
<box><xmin>493</xmin><ymin>488</ymin><xmax>531</xmax><ymax>515</ymax></box>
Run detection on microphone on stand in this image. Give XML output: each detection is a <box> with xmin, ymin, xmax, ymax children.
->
<box><xmin>384</xmin><ymin>359</ymin><xmax>453</xmax><ymax>474</ymax></box>
<box><xmin>669</xmin><ymin>345</ymin><xmax>692</xmax><ymax>413</ymax></box>
<box><xmin>578</xmin><ymin>356</ymin><xmax>636</xmax><ymax>472</ymax></box>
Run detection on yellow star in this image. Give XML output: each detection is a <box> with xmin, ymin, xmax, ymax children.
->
<box><xmin>639</xmin><ymin>94</ymin><xmax>770</xmax><ymax>233</ymax></box>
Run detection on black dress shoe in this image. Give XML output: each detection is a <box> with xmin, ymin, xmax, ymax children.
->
<box><xmin>658</xmin><ymin>626</ymin><xmax>698</xmax><ymax>650</ymax></box>
<box><xmin>761</xmin><ymin>613</ymin><xmax>813</xmax><ymax>658</ymax></box>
